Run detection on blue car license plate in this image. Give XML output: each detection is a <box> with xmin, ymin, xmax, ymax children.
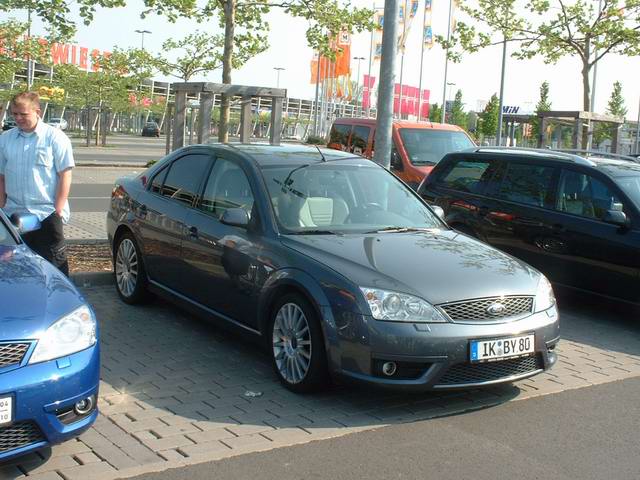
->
<box><xmin>470</xmin><ymin>334</ymin><xmax>534</xmax><ymax>362</ymax></box>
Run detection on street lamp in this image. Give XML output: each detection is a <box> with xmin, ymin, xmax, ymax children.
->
<box><xmin>273</xmin><ymin>67</ymin><xmax>285</xmax><ymax>88</ymax></box>
<box><xmin>445</xmin><ymin>82</ymin><xmax>456</xmax><ymax>123</ymax></box>
<box><xmin>135</xmin><ymin>29</ymin><xmax>152</xmax><ymax>51</ymax></box>
<box><xmin>353</xmin><ymin>56</ymin><xmax>366</xmax><ymax>116</ymax></box>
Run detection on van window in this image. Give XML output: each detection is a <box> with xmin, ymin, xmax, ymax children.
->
<box><xmin>437</xmin><ymin>159</ymin><xmax>491</xmax><ymax>193</ymax></box>
<box><xmin>398</xmin><ymin>128</ymin><xmax>475</xmax><ymax>166</ymax></box>
<box><xmin>497</xmin><ymin>163</ymin><xmax>556</xmax><ymax>208</ymax></box>
<box><xmin>350</xmin><ymin>126</ymin><xmax>370</xmax><ymax>155</ymax></box>
<box><xmin>329</xmin><ymin>124</ymin><xmax>351</xmax><ymax>149</ymax></box>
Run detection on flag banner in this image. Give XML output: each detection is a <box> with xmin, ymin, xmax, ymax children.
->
<box><xmin>424</xmin><ymin>0</ymin><xmax>434</xmax><ymax>48</ymax></box>
<box><xmin>362</xmin><ymin>74</ymin><xmax>377</xmax><ymax>110</ymax></box>
<box><xmin>374</xmin><ymin>42</ymin><xmax>382</xmax><ymax>58</ymax></box>
<box><xmin>392</xmin><ymin>83</ymin><xmax>430</xmax><ymax>117</ymax></box>
<box><xmin>410</xmin><ymin>0</ymin><xmax>419</xmax><ymax>17</ymax></box>
<box><xmin>423</xmin><ymin>25</ymin><xmax>433</xmax><ymax>47</ymax></box>
<box><xmin>399</xmin><ymin>5</ymin><xmax>405</xmax><ymax>23</ymax></box>
<box><xmin>425</xmin><ymin>0</ymin><xmax>432</xmax><ymax>10</ymax></box>
<box><xmin>376</xmin><ymin>13</ymin><xmax>384</xmax><ymax>30</ymax></box>
<box><xmin>309</xmin><ymin>33</ymin><xmax>351</xmax><ymax>83</ymax></box>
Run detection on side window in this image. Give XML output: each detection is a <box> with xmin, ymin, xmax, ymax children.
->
<box><xmin>329</xmin><ymin>124</ymin><xmax>351</xmax><ymax>150</ymax></box>
<box><xmin>437</xmin><ymin>159</ymin><xmax>492</xmax><ymax>194</ymax></box>
<box><xmin>161</xmin><ymin>154</ymin><xmax>211</xmax><ymax>206</ymax></box>
<box><xmin>150</xmin><ymin>165</ymin><xmax>169</xmax><ymax>194</ymax></box>
<box><xmin>351</xmin><ymin>126</ymin><xmax>370</xmax><ymax>155</ymax></box>
<box><xmin>497</xmin><ymin>162</ymin><xmax>555</xmax><ymax>207</ymax></box>
<box><xmin>199</xmin><ymin>158</ymin><xmax>254</xmax><ymax>219</ymax></box>
<box><xmin>556</xmin><ymin>169</ymin><xmax>621</xmax><ymax>220</ymax></box>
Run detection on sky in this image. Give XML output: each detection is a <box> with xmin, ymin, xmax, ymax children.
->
<box><xmin>3</xmin><ymin>0</ymin><xmax>640</xmax><ymax>120</ymax></box>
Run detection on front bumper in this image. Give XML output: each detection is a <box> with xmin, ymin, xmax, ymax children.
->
<box><xmin>0</xmin><ymin>344</ymin><xmax>100</xmax><ymax>461</ymax></box>
<box><xmin>328</xmin><ymin>306</ymin><xmax>559</xmax><ymax>390</ymax></box>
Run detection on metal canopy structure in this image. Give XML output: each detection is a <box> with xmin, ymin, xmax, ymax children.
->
<box><xmin>171</xmin><ymin>82</ymin><xmax>287</xmax><ymax>152</ymax></box>
<box><xmin>537</xmin><ymin>111</ymin><xmax>624</xmax><ymax>153</ymax></box>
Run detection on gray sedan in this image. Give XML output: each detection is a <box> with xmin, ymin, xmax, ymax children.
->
<box><xmin>107</xmin><ymin>144</ymin><xmax>559</xmax><ymax>393</ymax></box>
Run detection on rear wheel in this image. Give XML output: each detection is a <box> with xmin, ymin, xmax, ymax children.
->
<box><xmin>269</xmin><ymin>294</ymin><xmax>328</xmax><ymax>393</ymax></box>
<box><xmin>114</xmin><ymin>232</ymin><xmax>147</xmax><ymax>304</ymax></box>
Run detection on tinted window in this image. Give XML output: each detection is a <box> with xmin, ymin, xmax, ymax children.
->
<box><xmin>398</xmin><ymin>128</ymin><xmax>475</xmax><ymax>166</ymax></box>
<box><xmin>556</xmin><ymin>170</ymin><xmax>622</xmax><ymax>220</ymax></box>
<box><xmin>438</xmin><ymin>159</ymin><xmax>491</xmax><ymax>193</ymax></box>
<box><xmin>199</xmin><ymin>158</ymin><xmax>254</xmax><ymax>219</ymax></box>
<box><xmin>497</xmin><ymin>163</ymin><xmax>555</xmax><ymax>207</ymax></box>
<box><xmin>150</xmin><ymin>165</ymin><xmax>169</xmax><ymax>194</ymax></box>
<box><xmin>329</xmin><ymin>124</ymin><xmax>351</xmax><ymax>147</ymax></box>
<box><xmin>351</xmin><ymin>126</ymin><xmax>370</xmax><ymax>155</ymax></box>
<box><xmin>161</xmin><ymin>154</ymin><xmax>211</xmax><ymax>206</ymax></box>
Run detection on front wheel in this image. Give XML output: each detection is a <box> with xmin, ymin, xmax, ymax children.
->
<box><xmin>269</xmin><ymin>294</ymin><xmax>328</xmax><ymax>393</ymax></box>
<box><xmin>114</xmin><ymin>232</ymin><xmax>148</xmax><ymax>304</ymax></box>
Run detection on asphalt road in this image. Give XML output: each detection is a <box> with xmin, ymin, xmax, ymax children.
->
<box><xmin>132</xmin><ymin>376</ymin><xmax>640</xmax><ymax>480</ymax></box>
<box><xmin>69</xmin><ymin>183</ymin><xmax>114</xmax><ymax>212</ymax></box>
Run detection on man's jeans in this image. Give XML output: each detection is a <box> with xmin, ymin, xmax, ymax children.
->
<box><xmin>22</xmin><ymin>212</ymin><xmax>69</xmax><ymax>276</ymax></box>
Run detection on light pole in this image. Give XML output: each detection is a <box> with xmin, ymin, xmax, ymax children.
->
<box><xmin>135</xmin><ymin>29</ymin><xmax>152</xmax><ymax>51</ymax></box>
<box><xmin>441</xmin><ymin>0</ymin><xmax>454</xmax><ymax>123</ymax></box>
<box><xmin>445</xmin><ymin>82</ymin><xmax>455</xmax><ymax>123</ymax></box>
<box><xmin>273</xmin><ymin>67</ymin><xmax>285</xmax><ymax>88</ymax></box>
<box><xmin>353</xmin><ymin>56</ymin><xmax>365</xmax><ymax>116</ymax></box>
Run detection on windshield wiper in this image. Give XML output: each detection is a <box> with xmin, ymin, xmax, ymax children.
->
<box><xmin>289</xmin><ymin>229</ymin><xmax>343</xmax><ymax>235</ymax></box>
<box><xmin>365</xmin><ymin>227</ymin><xmax>434</xmax><ymax>234</ymax></box>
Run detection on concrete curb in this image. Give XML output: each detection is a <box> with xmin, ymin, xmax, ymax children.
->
<box><xmin>68</xmin><ymin>239</ymin><xmax>110</xmax><ymax>245</ymax></box>
<box><xmin>76</xmin><ymin>162</ymin><xmax>148</xmax><ymax>168</ymax></box>
<box><xmin>71</xmin><ymin>271</ymin><xmax>113</xmax><ymax>288</ymax></box>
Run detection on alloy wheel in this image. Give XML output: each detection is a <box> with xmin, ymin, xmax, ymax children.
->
<box><xmin>115</xmin><ymin>238</ymin><xmax>138</xmax><ymax>298</ymax></box>
<box><xmin>272</xmin><ymin>302</ymin><xmax>312</xmax><ymax>384</ymax></box>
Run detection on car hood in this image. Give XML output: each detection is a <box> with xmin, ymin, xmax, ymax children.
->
<box><xmin>0</xmin><ymin>245</ymin><xmax>85</xmax><ymax>339</ymax></box>
<box><xmin>282</xmin><ymin>229</ymin><xmax>541</xmax><ymax>305</ymax></box>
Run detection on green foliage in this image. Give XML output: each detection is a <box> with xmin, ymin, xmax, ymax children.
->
<box><xmin>305</xmin><ymin>135</ymin><xmax>325</xmax><ymax>145</ymax></box>
<box><xmin>593</xmin><ymin>81</ymin><xmax>628</xmax><ymax>145</ymax></box>
<box><xmin>450</xmin><ymin>89</ymin><xmax>468</xmax><ymax>129</ymax></box>
<box><xmin>440</xmin><ymin>0</ymin><xmax>640</xmax><ymax>111</ymax></box>
<box><xmin>531</xmin><ymin>81</ymin><xmax>551</xmax><ymax>140</ymax></box>
<box><xmin>429</xmin><ymin>103</ymin><xmax>443</xmax><ymax>123</ymax></box>
<box><xmin>0</xmin><ymin>20</ymin><xmax>54</xmax><ymax>85</ymax></box>
<box><xmin>479</xmin><ymin>93</ymin><xmax>500</xmax><ymax>139</ymax></box>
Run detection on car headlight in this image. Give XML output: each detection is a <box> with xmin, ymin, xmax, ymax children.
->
<box><xmin>29</xmin><ymin>305</ymin><xmax>97</xmax><ymax>364</ymax></box>
<box><xmin>360</xmin><ymin>287</ymin><xmax>448</xmax><ymax>323</ymax></box>
<box><xmin>534</xmin><ymin>276</ymin><xmax>556</xmax><ymax>312</ymax></box>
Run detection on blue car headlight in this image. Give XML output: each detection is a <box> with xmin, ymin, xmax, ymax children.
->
<box><xmin>360</xmin><ymin>287</ymin><xmax>448</xmax><ymax>323</ymax></box>
<box><xmin>29</xmin><ymin>305</ymin><xmax>97</xmax><ymax>364</ymax></box>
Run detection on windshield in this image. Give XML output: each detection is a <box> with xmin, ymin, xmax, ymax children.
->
<box><xmin>261</xmin><ymin>161</ymin><xmax>443</xmax><ymax>234</ymax></box>
<box><xmin>0</xmin><ymin>218</ymin><xmax>17</xmax><ymax>247</ymax></box>
<box><xmin>399</xmin><ymin>128</ymin><xmax>475</xmax><ymax>166</ymax></box>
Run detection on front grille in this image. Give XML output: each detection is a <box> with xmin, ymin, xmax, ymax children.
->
<box><xmin>0</xmin><ymin>421</ymin><xmax>45</xmax><ymax>453</ymax></box>
<box><xmin>0</xmin><ymin>343</ymin><xmax>29</xmax><ymax>368</ymax></box>
<box><xmin>439</xmin><ymin>296</ymin><xmax>534</xmax><ymax>322</ymax></box>
<box><xmin>437</xmin><ymin>354</ymin><xmax>543</xmax><ymax>386</ymax></box>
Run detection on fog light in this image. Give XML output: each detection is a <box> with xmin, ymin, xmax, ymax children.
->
<box><xmin>382</xmin><ymin>362</ymin><xmax>397</xmax><ymax>376</ymax></box>
<box><xmin>74</xmin><ymin>395</ymin><xmax>95</xmax><ymax>415</ymax></box>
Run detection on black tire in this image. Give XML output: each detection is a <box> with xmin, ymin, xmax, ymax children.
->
<box><xmin>113</xmin><ymin>231</ymin><xmax>148</xmax><ymax>304</ymax></box>
<box><xmin>269</xmin><ymin>293</ymin><xmax>328</xmax><ymax>393</ymax></box>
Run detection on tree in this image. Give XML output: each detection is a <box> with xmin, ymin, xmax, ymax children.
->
<box><xmin>0</xmin><ymin>20</ymin><xmax>52</xmax><ymax>87</ymax></box>
<box><xmin>531</xmin><ymin>81</ymin><xmax>552</xmax><ymax>141</ymax></box>
<box><xmin>450</xmin><ymin>89</ymin><xmax>467</xmax><ymax>129</ymax></box>
<box><xmin>429</xmin><ymin>103</ymin><xmax>443</xmax><ymax>123</ymax></box>
<box><xmin>479</xmin><ymin>93</ymin><xmax>500</xmax><ymax>140</ymax></box>
<box><xmin>593</xmin><ymin>80</ymin><xmax>627</xmax><ymax>145</ymax></box>
<box><xmin>155</xmin><ymin>30</ymin><xmax>266</xmax><ymax>82</ymax></box>
<box><xmin>443</xmin><ymin>0</ymin><xmax>640</xmax><ymax>119</ymax></box>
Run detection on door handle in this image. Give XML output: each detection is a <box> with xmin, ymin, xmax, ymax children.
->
<box><xmin>188</xmin><ymin>226</ymin><xmax>198</xmax><ymax>239</ymax></box>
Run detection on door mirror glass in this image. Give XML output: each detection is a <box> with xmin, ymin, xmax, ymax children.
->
<box><xmin>221</xmin><ymin>208</ymin><xmax>250</xmax><ymax>228</ymax></box>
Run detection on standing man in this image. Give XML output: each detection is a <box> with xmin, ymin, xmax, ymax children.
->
<box><xmin>0</xmin><ymin>91</ymin><xmax>74</xmax><ymax>275</ymax></box>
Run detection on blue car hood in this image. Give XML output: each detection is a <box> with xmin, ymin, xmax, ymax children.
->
<box><xmin>0</xmin><ymin>245</ymin><xmax>85</xmax><ymax>340</ymax></box>
<box><xmin>282</xmin><ymin>229</ymin><xmax>541</xmax><ymax>305</ymax></box>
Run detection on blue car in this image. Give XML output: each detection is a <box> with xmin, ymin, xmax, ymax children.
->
<box><xmin>0</xmin><ymin>210</ymin><xmax>99</xmax><ymax>461</ymax></box>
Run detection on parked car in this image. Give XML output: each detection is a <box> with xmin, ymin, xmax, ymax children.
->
<box><xmin>142</xmin><ymin>122</ymin><xmax>160</xmax><ymax>137</ymax></box>
<box><xmin>0</xmin><ymin>210</ymin><xmax>99</xmax><ymax>461</ymax></box>
<box><xmin>47</xmin><ymin>117</ymin><xmax>68</xmax><ymax>130</ymax></box>
<box><xmin>2</xmin><ymin>118</ymin><xmax>16</xmax><ymax>131</ymax></box>
<box><xmin>418</xmin><ymin>147</ymin><xmax>640</xmax><ymax>304</ymax></box>
<box><xmin>107</xmin><ymin>144</ymin><xmax>559</xmax><ymax>393</ymax></box>
<box><xmin>327</xmin><ymin>118</ymin><xmax>476</xmax><ymax>190</ymax></box>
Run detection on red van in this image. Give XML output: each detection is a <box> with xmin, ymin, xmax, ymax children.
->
<box><xmin>327</xmin><ymin>118</ymin><xmax>476</xmax><ymax>189</ymax></box>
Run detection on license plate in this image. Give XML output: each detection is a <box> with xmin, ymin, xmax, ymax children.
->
<box><xmin>0</xmin><ymin>396</ymin><xmax>12</xmax><ymax>425</ymax></box>
<box><xmin>470</xmin><ymin>334</ymin><xmax>535</xmax><ymax>362</ymax></box>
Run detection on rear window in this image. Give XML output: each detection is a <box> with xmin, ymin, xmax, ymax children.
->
<box><xmin>437</xmin><ymin>159</ymin><xmax>492</xmax><ymax>193</ymax></box>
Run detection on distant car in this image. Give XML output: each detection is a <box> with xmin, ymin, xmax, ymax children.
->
<box><xmin>2</xmin><ymin>118</ymin><xmax>16</xmax><ymax>131</ymax></box>
<box><xmin>142</xmin><ymin>122</ymin><xmax>160</xmax><ymax>137</ymax></box>
<box><xmin>418</xmin><ymin>147</ymin><xmax>640</xmax><ymax>304</ymax></box>
<box><xmin>0</xmin><ymin>210</ymin><xmax>99</xmax><ymax>461</ymax></box>
<box><xmin>47</xmin><ymin>118</ymin><xmax>68</xmax><ymax>130</ymax></box>
<box><xmin>107</xmin><ymin>143</ymin><xmax>559</xmax><ymax>393</ymax></box>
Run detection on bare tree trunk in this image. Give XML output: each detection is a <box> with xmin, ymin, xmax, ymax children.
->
<box><xmin>218</xmin><ymin>0</ymin><xmax>235</xmax><ymax>143</ymax></box>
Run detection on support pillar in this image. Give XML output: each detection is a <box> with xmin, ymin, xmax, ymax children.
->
<box><xmin>270</xmin><ymin>97</ymin><xmax>283</xmax><ymax>145</ymax></box>
<box><xmin>198</xmin><ymin>93</ymin><xmax>214</xmax><ymax>144</ymax></box>
<box><xmin>173</xmin><ymin>91</ymin><xmax>187</xmax><ymax>149</ymax></box>
<box><xmin>239</xmin><ymin>95</ymin><xmax>252</xmax><ymax>143</ymax></box>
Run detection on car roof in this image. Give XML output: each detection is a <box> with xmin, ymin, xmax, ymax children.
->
<box><xmin>332</xmin><ymin>117</ymin><xmax>464</xmax><ymax>132</ymax></box>
<box><xmin>208</xmin><ymin>143</ymin><xmax>366</xmax><ymax>166</ymax></box>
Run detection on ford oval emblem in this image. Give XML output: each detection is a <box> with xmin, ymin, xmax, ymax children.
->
<box><xmin>486</xmin><ymin>302</ymin><xmax>506</xmax><ymax>316</ymax></box>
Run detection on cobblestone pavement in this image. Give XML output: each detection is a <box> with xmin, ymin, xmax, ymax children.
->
<box><xmin>2</xmin><ymin>288</ymin><xmax>639</xmax><ymax>480</ymax></box>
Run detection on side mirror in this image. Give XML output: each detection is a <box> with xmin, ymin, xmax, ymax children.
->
<box><xmin>604</xmin><ymin>209</ymin><xmax>628</xmax><ymax>227</ymax></box>
<box><xmin>431</xmin><ymin>205</ymin><xmax>446</xmax><ymax>220</ymax></box>
<box><xmin>391</xmin><ymin>150</ymin><xmax>403</xmax><ymax>171</ymax></box>
<box><xmin>221</xmin><ymin>208</ymin><xmax>249</xmax><ymax>228</ymax></box>
<box><xmin>10</xmin><ymin>212</ymin><xmax>41</xmax><ymax>234</ymax></box>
